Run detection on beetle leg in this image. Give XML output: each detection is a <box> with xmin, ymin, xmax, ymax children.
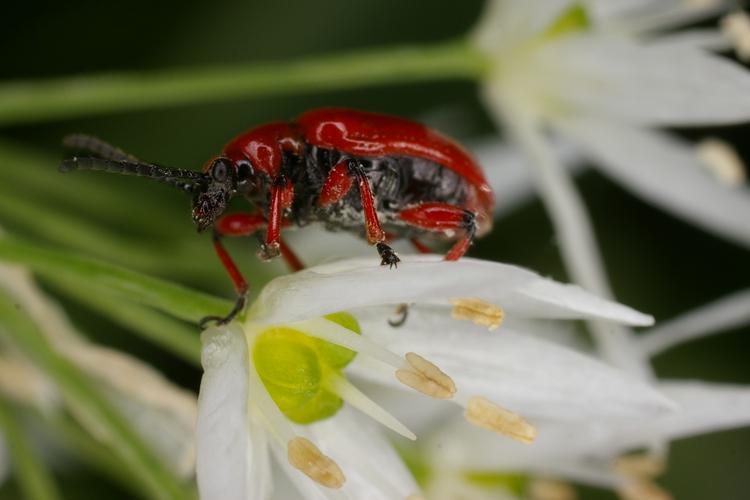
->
<box><xmin>259</xmin><ymin>176</ymin><xmax>294</xmax><ymax>261</ymax></box>
<box><xmin>398</xmin><ymin>202</ymin><xmax>478</xmax><ymax>261</ymax></box>
<box><xmin>346</xmin><ymin>160</ymin><xmax>400</xmax><ymax>268</ymax></box>
<box><xmin>318</xmin><ymin>160</ymin><xmax>355</xmax><ymax>207</ymax></box>
<box><xmin>200</xmin><ymin>212</ymin><xmax>303</xmax><ymax>327</ymax></box>
<box><xmin>410</xmin><ymin>238</ymin><xmax>433</xmax><ymax>254</ymax></box>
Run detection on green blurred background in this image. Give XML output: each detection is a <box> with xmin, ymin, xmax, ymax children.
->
<box><xmin>1</xmin><ymin>1</ymin><xmax>749</xmax><ymax>499</ymax></box>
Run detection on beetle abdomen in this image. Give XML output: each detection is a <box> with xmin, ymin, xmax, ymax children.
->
<box><xmin>291</xmin><ymin>146</ymin><xmax>470</xmax><ymax>235</ymax></box>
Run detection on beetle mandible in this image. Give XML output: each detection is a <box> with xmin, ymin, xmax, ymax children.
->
<box><xmin>60</xmin><ymin>108</ymin><xmax>495</xmax><ymax>326</ymax></box>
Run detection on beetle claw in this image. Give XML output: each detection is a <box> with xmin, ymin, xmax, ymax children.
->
<box><xmin>376</xmin><ymin>242</ymin><xmax>400</xmax><ymax>269</ymax></box>
<box><xmin>198</xmin><ymin>292</ymin><xmax>248</xmax><ymax>329</ymax></box>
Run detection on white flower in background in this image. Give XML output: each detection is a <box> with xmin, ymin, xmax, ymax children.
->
<box><xmin>196</xmin><ymin>256</ymin><xmax>674</xmax><ymax>500</ymax></box>
<box><xmin>408</xmin><ymin>287</ymin><xmax>750</xmax><ymax>500</ymax></box>
<box><xmin>0</xmin><ymin>265</ymin><xmax>198</xmax><ymax>478</ymax></box>
<box><xmin>471</xmin><ymin>0</ymin><xmax>750</xmax><ymax>374</ymax></box>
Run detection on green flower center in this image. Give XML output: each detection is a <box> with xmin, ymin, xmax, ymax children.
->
<box><xmin>543</xmin><ymin>3</ymin><xmax>591</xmax><ymax>39</ymax></box>
<box><xmin>252</xmin><ymin>312</ymin><xmax>361</xmax><ymax>424</ymax></box>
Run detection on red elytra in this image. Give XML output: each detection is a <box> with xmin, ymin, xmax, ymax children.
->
<box><xmin>60</xmin><ymin>108</ymin><xmax>496</xmax><ymax>326</ymax></box>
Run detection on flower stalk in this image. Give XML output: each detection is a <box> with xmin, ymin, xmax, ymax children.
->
<box><xmin>0</xmin><ymin>40</ymin><xmax>487</xmax><ymax>126</ymax></box>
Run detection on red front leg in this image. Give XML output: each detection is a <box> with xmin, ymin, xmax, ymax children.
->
<box><xmin>201</xmin><ymin>212</ymin><xmax>304</xmax><ymax>327</ymax></box>
<box><xmin>399</xmin><ymin>203</ymin><xmax>478</xmax><ymax>261</ymax></box>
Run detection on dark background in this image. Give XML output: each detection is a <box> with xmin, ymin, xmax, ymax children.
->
<box><xmin>1</xmin><ymin>1</ymin><xmax>749</xmax><ymax>499</ymax></box>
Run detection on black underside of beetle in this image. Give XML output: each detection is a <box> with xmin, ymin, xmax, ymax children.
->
<box><xmin>280</xmin><ymin>146</ymin><xmax>470</xmax><ymax>239</ymax></box>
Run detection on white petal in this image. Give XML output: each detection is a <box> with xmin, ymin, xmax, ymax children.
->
<box><xmin>428</xmin><ymin>419</ymin><xmax>620</xmax><ymax>488</ymax></box>
<box><xmin>647</xmin><ymin>28</ymin><xmax>732</xmax><ymax>52</ymax></box>
<box><xmin>473</xmin><ymin>137</ymin><xmax>585</xmax><ymax>218</ymax></box>
<box><xmin>538</xmin><ymin>35</ymin><xmax>750</xmax><ymax>125</ymax></box>
<box><xmin>472</xmin><ymin>0</ymin><xmax>575</xmax><ymax>52</ymax></box>
<box><xmin>507</xmin><ymin>278</ymin><xmax>653</xmax><ymax>325</ymax></box>
<box><xmin>654</xmin><ymin>381</ymin><xmax>750</xmax><ymax>441</ymax></box>
<box><xmin>351</xmin><ymin>308</ymin><xmax>674</xmax><ymax>420</ymax></box>
<box><xmin>558</xmin><ymin>118</ymin><xmax>750</xmax><ymax>248</ymax></box>
<box><xmin>250</xmin><ymin>257</ymin><xmax>652</xmax><ymax>326</ymax></box>
<box><xmin>250</xmin><ymin>257</ymin><xmax>533</xmax><ymax>323</ymax></box>
<box><xmin>298</xmin><ymin>407</ymin><xmax>421</xmax><ymax>500</ymax></box>
<box><xmin>638</xmin><ymin>289</ymin><xmax>750</xmax><ymax>357</ymax></box>
<box><xmin>196</xmin><ymin>324</ymin><xmax>272</xmax><ymax>500</ymax></box>
<box><xmin>589</xmin><ymin>0</ymin><xmax>726</xmax><ymax>33</ymax></box>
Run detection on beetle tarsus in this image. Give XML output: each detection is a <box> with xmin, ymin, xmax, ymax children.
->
<box><xmin>388</xmin><ymin>303</ymin><xmax>410</xmax><ymax>327</ymax></box>
<box><xmin>199</xmin><ymin>291</ymin><xmax>248</xmax><ymax>329</ymax></box>
<box><xmin>257</xmin><ymin>242</ymin><xmax>281</xmax><ymax>261</ymax></box>
<box><xmin>377</xmin><ymin>242</ymin><xmax>400</xmax><ymax>269</ymax></box>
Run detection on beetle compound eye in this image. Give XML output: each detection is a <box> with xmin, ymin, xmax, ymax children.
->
<box><xmin>237</xmin><ymin>161</ymin><xmax>253</xmax><ymax>181</ymax></box>
<box><xmin>212</xmin><ymin>159</ymin><xmax>230</xmax><ymax>182</ymax></box>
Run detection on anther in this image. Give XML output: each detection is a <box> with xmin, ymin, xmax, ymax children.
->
<box><xmin>614</xmin><ymin>454</ymin><xmax>665</xmax><ymax>479</ymax></box>
<box><xmin>529</xmin><ymin>478</ymin><xmax>577</xmax><ymax>500</ymax></box>
<box><xmin>396</xmin><ymin>352</ymin><xmax>456</xmax><ymax>399</ymax></box>
<box><xmin>722</xmin><ymin>10</ymin><xmax>750</xmax><ymax>62</ymax></box>
<box><xmin>696</xmin><ymin>138</ymin><xmax>746</xmax><ymax>186</ymax></box>
<box><xmin>464</xmin><ymin>396</ymin><xmax>536</xmax><ymax>444</ymax></box>
<box><xmin>287</xmin><ymin>437</ymin><xmax>345</xmax><ymax>489</ymax></box>
<box><xmin>450</xmin><ymin>298</ymin><xmax>504</xmax><ymax>330</ymax></box>
<box><xmin>614</xmin><ymin>453</ymin><xmax>671</xmax><ymax>500</ymax></box>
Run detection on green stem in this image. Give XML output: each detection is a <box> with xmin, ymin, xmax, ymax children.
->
<box><xmin>0</xmin><ymin>237</ymin><xmax>231</xmax><ymax>322</ymax></box>
<box><xmin>49</xmin><ymin>276</ymin><xmax>202</xmax><ymax>365</ymax></box>
<box><xmin>0</xmin><ymin>293</ymin><xmax>194</xmax><ymax>500</ymax></box>
<box><xmin>0</xmin><ymin>398</ymin><xmax>62</xmax><ymax>500</ymax></box>
<box><xmin>0</xmin><ymin>40</ymin><xmax>486</xmax><ymax>126</ymax></box>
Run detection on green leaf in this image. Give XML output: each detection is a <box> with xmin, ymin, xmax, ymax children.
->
<box><xmin>0</xmin><ymin>398</ymin><xmax>62</xmax><ymax>500</ymax></box>
<box><xmin>0</xmin><ymin>291</ymin><xmax>195</xmax><ymax>500</ymax></box>
<box><xmin>0</xmin><ymin>237</ymin><xmax>231</xmax><ymax>322</ymax></box>
<box><xmin>0</xmin><ymin>41</ymin><xmax>486</xmax><ymax>125</ymax></box>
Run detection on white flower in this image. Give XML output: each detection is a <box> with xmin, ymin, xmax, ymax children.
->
<box><xmin>474</xmin><ymin>0</ymin><xmax>750</xmax><ymax>248</ymax></box>
<box><xmin>471</xmin><ymin>0</ymin><xmax>750</xmax><ymax>374</ymax></box>
<box><xmin>195</xmin><ymin>256</ymin><xmax>675</xmax><ymax>500</ymax></box>
<box><xmin>412</xmin><ymin>287</ymin><xmax>750</xmax><ymax>499</ymax></box>
<box><xmin>0</xmin><ymin>264</ymin><xmax>197</xmax><ymax>478</ymax></box>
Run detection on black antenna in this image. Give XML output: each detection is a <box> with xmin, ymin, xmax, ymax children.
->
<box><xmin>59</xmin><ymin>157</ymin><xmax>207</xmax><ymax>193</ymax></box>
<box><xmin>60</xmin><ymin>134</ymin><xmax>207</xmax><ymax>193</ymax></box>
<box><xmin>62</xmin><ymin>134</ymin><xmax>141</xmax><ymax>163</ymax></box>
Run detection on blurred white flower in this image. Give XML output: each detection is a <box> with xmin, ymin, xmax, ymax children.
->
<box><xmin>0</xmin><ymin>265</ymin><xmax>198</xmax><ymax>478</ymax></box>
<box><xmin>472</xmin><ymin>0</ymin><xmax>750</xmax><ymax>374</ymax></box>
<box><xmin>412</xmin><ymin>287</ymin><xmax>750</xmax><ymax>500</ymax></box>
<box><xmin>195</xmin><ymin>256</ymin><xmax>674</xmax><ymax>500</ymax></box>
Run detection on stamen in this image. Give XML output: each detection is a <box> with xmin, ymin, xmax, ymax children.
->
<box><xmin>287</xmin><ymin>437</ymin><xmax>345</xmax><ymax>489</ymax></box>
<box><xmin>450</xmin><ymin>298</ymin><xmax>504</xmax><ymax>330</ymax></box>
<box><xmin>722</xmin><ymin>10</ymin><xmax>750</xmax><ymax>62</ymax></box>
<box><xmin>616</xmin><ymin>480</ymin><xmax>672</xmax><ymax>500</ymax></box>
<box><xmin>614</xmin><ymin>454</ymin><xmax>665</xmax><ymax>479</ymax></box>
<box><xmin>529</xmin><ymin>478</ymin><xmax>577</xmax><ymax>500</ymax></box>
<box><xmin>291</xmin><ymin>317</ymin><xmax>404</xmax><ymax>368</ymax></box>
<box><xmin>695</xmin><ymin>138</ymin><xmax>746</xmax><ymax>186</ymax></box>
<box><xmin>396</xmin><ymin>352</ymin><xmax>456</xmax><ymax>399</ymax></box>
<box><xmin>326</xmin><ymin>373</ymin><xmax>416</xmax><ymax>440</ymax></box>
<box><xmin>464</xmin><ymin>396</ymin><xmax>536</xmax><ymax>444</ymax></box>
<box><xmin>614</xmin><ymin>454</ymin><xmax>671</xmax><ymax>500</ymax></box>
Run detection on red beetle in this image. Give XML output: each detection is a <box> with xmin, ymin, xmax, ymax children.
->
<box><xmin>61</xmin><ymin>108</ymin><xmax>495</xmax><ymax>325</ymax></box>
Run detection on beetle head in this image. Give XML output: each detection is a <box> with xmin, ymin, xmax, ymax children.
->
<box><xmin>191</xmin><ymin>158</ymin><xmax>234</xmax><ymax>231</ymax></box>
<box><xmin>191</xmin><ymin>157</ymin><xmax>262</xmax><ymax>231</ymax></box>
